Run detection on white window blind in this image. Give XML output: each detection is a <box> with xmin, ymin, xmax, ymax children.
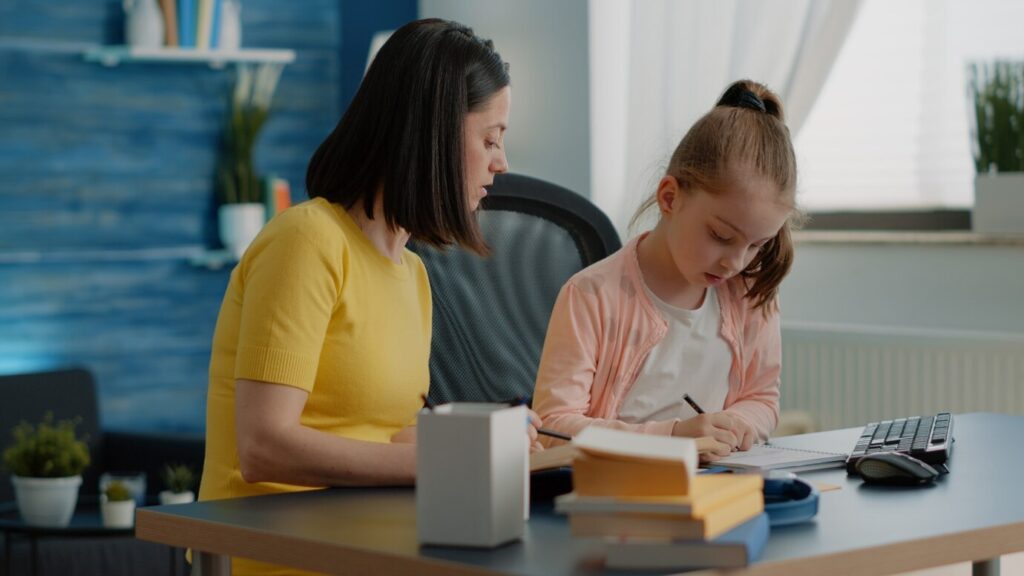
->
<box><xmin>795</xmin><ymin>0</ymin><xmax>1024</xmax><ymax>212</ymax></box>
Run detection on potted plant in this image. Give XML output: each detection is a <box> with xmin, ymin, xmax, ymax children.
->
<box><xmin>967</xmin><ymin>60</ymin><xmax>1024</xmax><ymax>234</ymax></box>
<box><xmin>2</xmin><ymin>413</ymin><xmax>90</xmax><ymax>527</ymax></box>
<box><xmin>158</xmin><ymin>463</ymin><xmax>196</xmax><ymax>505</ymax></box>
<box><xmin>100</xmin><ymin>480</ymin><xmax>135</xmax><ymax>528</ymax></box>
<box><xmin>216</xmin><ymin>63</ymin><xmax>284</xmax><ymax>259</ymax></box>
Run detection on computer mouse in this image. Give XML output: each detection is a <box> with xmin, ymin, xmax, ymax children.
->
<box><xmin>855</xmin><ymin>452</ymin><xmax>940</xmax><ymax>485</ymax></box>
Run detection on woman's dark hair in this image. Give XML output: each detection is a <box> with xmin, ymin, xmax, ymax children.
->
<box><xmin>305</xmin><ymin>18</ymin><xmax>510</xmax><ymax>255</ymax></box>
<box><xmin>632</xmin><ymin>79</ymin><xmax>801</xmax><ymax>314</ymax></box>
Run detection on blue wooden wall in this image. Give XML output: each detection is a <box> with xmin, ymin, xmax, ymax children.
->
<box><xmin>0</xmin><ymin>1</ymin><xmax>414</xmax><ymax>433</ymax></box>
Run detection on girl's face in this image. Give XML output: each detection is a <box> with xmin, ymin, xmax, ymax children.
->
<box><xmin>658</xmin><ymin>170</ymin><xmax>791</xmax><ymax>291</ymax></box>
<box><xmin>463</xmin><ymin>86</ymin><xmax>511</xmax><ymax>211</ymax></box>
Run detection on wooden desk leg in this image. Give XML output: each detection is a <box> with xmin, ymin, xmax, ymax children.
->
<box><xmin>973</xmin><ymin>557</ymin><xmax>1000</xmax><ymax>576</ymax></box>
<box><xmin>192</xmin><ymin>551</ymin><xmax>232</xmax><ymax>576</ymax></box>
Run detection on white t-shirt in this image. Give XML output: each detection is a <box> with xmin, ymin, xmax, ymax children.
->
<box><xmin>617</xmin><ymin>284</ymin><xmax>733</xmax><ymax>424</ymax></box>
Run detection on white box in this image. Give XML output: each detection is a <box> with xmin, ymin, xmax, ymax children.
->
<box><xmin>974</xmin><ymin>173</ymin><xmax>1024</xmax><ymax>235</ymax></box>
<box><xmin>416</xmin><ymin>403</ymin><xmax>528</xmax><ymax>547</ymax></box>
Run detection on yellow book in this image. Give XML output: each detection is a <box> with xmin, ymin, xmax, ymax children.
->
<box><xmin>195</xmin><ymin>0</ymin><xmax>213</xmax><ymax>49</ymax></box>
<box><xmin>556</xmin><ymin>474</ymin><xmax>763</xmax><ymax>518</ymax></box>
<box><xmin>567</xmin><ymin>489</ymin><xmax>764</xmax><ymax>540</ymax></box>
<box><xmin>569</xmin><ymin>427</ymin><xmax>699</xmax><ymax>497</ymax></box>
<box><xmin>573</xmin><ymin>453</ymin><xmax>689</xmax><ymax>497</ymax></box>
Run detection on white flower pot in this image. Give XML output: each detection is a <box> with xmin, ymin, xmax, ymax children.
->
<box><xmin>158</xmin><ymin>490</ymin><xmax>195</xmax><ymax>505</ymax></box>
<box><xmin>974</xmin><ymin>173</ymin><xmax>1024</xmax><ymax>235</ymax></box>
<box><xmin>11</xmin><ymin>475</ymin><xmax>82</xmax><ymax>527</ymax></box>
<box><xmin>101</xmin><ymin>497</ymin><xmax>136</xmax><ymax>528</ymax></box>
<box><xmin>123</xmin><ymin>0</ymin><xmax>165</xmax><ymax>48</ymax></box>
<box><xmin>218</xmin><ymin>203</ymin><xmax>266</xmax><ymax>259</ymax></box>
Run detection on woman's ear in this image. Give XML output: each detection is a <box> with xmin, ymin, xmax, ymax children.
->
<box><xmin>656</xmin><ymin>175</ymin><xmax>682</xmax><ymax>215</ymax></box>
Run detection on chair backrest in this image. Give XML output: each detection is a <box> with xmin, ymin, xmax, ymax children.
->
<box><xmin>410</xmin><ymin>173</ymin><xmax>621</xmax><ymax>405</ymax></box>
<box><xmin>0</xmin><ymin>368</ymin><xmax>103</xmax><ymax>502</ymax></box>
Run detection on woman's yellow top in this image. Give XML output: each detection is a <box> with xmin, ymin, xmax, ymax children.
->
<box><xmin>198</xmin><ymin>198</ymin><xmax>431</xmax><ymax>576</ymax></box>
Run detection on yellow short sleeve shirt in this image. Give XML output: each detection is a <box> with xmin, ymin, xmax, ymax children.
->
<box><xmin>200</xmin><ymin>197</ymin><xmax>431</xmax><ymax>504</ymax></box>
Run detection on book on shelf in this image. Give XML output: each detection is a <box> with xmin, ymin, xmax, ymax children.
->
<box><xmin>555</xmin><ymin>473</ymin><xmax>762</xmax><ymax>518</ymax></box>
<box><xmin>712</xmin><ymin>443</ymin><xmax>846</xmax><ymax>472</ymax></box>
<box><xmin>263</xmin><ymin>176</ymin><xmax>292</xmax><ymax>220</ymax></box>
<box><xmin>603</xmin><ymin>512</ymin><xmax>770</xmax><ymax>570</ymax></box>
<box><xmin>158</xmin><ymin>0</ymin><xmax>179</xmax><ymax>47</ymax></box>
<box><xmin>570</xmin><ymin>427</ymin><xmax>698</xmax><ymax>497</ymax></box>
<box><xmin>567</xmin><ymin>489</ymin><xmax>763</xmax><ymax>540</ymax></box>
<box><xmin>210</xmin><ymin>0</ymin><xmax>222</xmax><ymax>48</ymax></box>
<box><xmin>178</xmin><ymin>0</ymin><xmax>195</xmax><ymax>48</ymax></box>
<box><xmin>196</xmin><ymin>0</ymin><xmax>214</xmax><ymax>50</ymax></box>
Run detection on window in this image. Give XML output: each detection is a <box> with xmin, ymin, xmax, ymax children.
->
<box><xmin>795</xmin><ymin>0</ymin><xmax>1024</xmax><ymax>212</ymax></box>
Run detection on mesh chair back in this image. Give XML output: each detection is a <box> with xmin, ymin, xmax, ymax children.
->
<box><xmin>410</xmin><ymin>173</ymin><xmax>620</xmax><ymax>405</ymax></box>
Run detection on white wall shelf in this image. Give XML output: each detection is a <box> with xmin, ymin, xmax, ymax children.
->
<box><xmin>83</xmin><ymin>46</ymin><xmax>296</xmax><ymax>68</ymax></box>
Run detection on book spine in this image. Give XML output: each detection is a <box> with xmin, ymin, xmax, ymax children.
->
<box><xmin>196</xmin><ymin>0</ymin><xmax>213</xmax><ymax>50</ymax></box>
<box><xmin>210</xmin><ymin>0</ymin><xmax>222</xmax><ymax>48</ymax></box>
<box><xmin>178</xmin><ymin>0</ymin><xmax>195</xmax><ymax>48</ymax></box>
<box><xmin>159</xmin><ymin>0</ymin><xmax>179</xmax><ymax>47</ymax></box>
<box><xmin>274</xmin><ymin>179</ymin><xmax>292</xmax><ymax>214</ymax></box>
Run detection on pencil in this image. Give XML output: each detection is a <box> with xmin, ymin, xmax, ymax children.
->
<box><xmin>682</xmin><ymin>393</ymin><xmax>706</xmax><ymax>414</ymax></box>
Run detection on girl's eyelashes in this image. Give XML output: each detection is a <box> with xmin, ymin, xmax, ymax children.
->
<box><xmin>710</xmin><ymin>229</ymin><xmax>732</xmax><ymax>243</ymax></box>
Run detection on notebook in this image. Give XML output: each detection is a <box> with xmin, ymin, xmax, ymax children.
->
<box><xmin>711</xmin><ymin>443</ymin><xmax>847</xmax><ymax>472</ymax></box>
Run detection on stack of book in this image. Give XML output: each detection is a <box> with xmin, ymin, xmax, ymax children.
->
<box><xmin>556</xmin><ymin>427</ymin><xmax>769</xmax><ymax>570</ymax></box>
<box><xmin>157</xmin><ymin>0</ymin><xmax>226</xmax><ymax>49</ymax></box>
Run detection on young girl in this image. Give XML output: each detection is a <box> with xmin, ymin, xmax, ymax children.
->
<box><xmin>532</xmin><ymin>80</ymin><xmax>798</xmax><ymax>460</ymax></box>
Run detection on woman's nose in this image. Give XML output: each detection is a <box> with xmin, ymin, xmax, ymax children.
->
<box><xmin>492</xmin><ymin>150</ymin><xmax>509</xmax><ymax>174</ymax></box>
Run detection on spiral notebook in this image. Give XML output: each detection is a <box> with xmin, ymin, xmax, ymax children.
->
<box><xmin>712</xmin><ymin>444</ymin><xmax>847</xmax><ymax>473</ymax></box>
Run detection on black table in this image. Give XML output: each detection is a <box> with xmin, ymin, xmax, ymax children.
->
<box><xmin>0</xmin><ymin>495</ymin><xmax>177</xmax><ymax>576</ymax></box>
<box><xmin>136</xmin><ymin>413</ymin><xmax>1024</xmax><ymax>575</ymax></box>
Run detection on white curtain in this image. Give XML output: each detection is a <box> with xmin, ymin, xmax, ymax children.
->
<box><xmin>589</xmin><ymin>0</ymin><xmax>862</xmax><ymax>237</ymax></box>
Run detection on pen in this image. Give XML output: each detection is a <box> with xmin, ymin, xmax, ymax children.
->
<box><xmin>537</xmin><ymin>428</ymin><xmax>572</xmax><ymax>441</ymax></box>
<box><xmin>504</xmin><ymin>396</ymin><xmax>573</xmax><ymax>441</ymax></box>
<box><xmin>683</xmin><ymin>393</ymin><xmax>706</xmax><ymax>414</ymax></box>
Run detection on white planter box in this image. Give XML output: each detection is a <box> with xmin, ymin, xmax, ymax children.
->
<box><xmin>159</xmin><ymin>490</ymin><xmax>195</xmax><ymax>505</ymax></box>
<box><xmin>218</xmin><ymin>203</ymin><xmax>267</xmax><ymax>259</ymax></box>
<box><xmin>11</xmin><ymin>475</ymin><xmax>82</xmax><ymax>527</ymax></box>
<box><xmin>101</xmin><ymin>497</ymin><xmax>136</xmax><ymax>528</ymax></box>
<box><xmin>974</xmin><ymin>174</ymin><xmax>1024</xmax><ymax>235</ymax></box>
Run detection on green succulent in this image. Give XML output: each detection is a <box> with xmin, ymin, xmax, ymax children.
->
<box><xmin>162</xmin><ymin>463</ymin><xmax>195</xmax><ymax>494</ymax></box>
<box><xmin>2</xmin><ymin>412</ymin><xmax>90</xmax><ymax>478</ymax></box>
<box><xmin>104</xmin><ymin>480</ymin><xmax>133</xmax><ymax>502</ymax></box>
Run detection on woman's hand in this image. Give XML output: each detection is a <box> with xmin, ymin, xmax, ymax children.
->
<box><xmin>527</xmin><ymin>409</ymin><xmax>544</xmax><ymax>453</ymax></box>
<box><xmin>390</xmin><ymin>425</ymin><xmax>417</xmax><ymax>444</ymax></box>
<box><xmin>672</xmin><ymin>413</ymin><xmax>736</xmax><ymax>462</ymax></box>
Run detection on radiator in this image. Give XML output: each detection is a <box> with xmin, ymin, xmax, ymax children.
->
<box><xmin>780</xmin><ymin>322</ymin><xmax>1024</xmax><ymax>431</ymax></box>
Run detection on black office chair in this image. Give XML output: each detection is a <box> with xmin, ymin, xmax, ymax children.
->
<box><xmin>410</xmin><ymin>173</ymin><xmax>621</xmax><ymax>405</ymax></box>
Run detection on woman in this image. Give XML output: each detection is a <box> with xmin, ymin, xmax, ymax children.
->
<box><xmin>198</xmin><ymin>18</ymin><xmax>536</xmax><ymax>576</ymax></box>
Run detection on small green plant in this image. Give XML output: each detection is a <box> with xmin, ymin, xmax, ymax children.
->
<box><xmin>217</xmin><ymin>64</ymin><xmax>284</xmax><ymax>205</ymax></box>
<box><xmin>2</xmin><ymin>412</ymin><xmax>90</xmax><ymax>478</ymax></box>
<box><xmin>968</xmin><ymin>61</ymin><xmax>1024</xmax><ymax>174</ymax></box>
<box><xmin>162</xmin><ymin>463</ymin><xmax>195</xmax><ymax>494</ymax></box>
<box><xmin>104</xmin><ymin>480</ymin><xmax>133</xmax><ymax>502</ymax></box>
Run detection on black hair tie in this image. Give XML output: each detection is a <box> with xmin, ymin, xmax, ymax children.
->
<box><xmin>736</xmin><ymin>90</ymin><xmax>767</xmax><ymax>113</ymax></box>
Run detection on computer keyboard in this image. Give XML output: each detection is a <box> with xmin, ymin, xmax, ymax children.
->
<box><xmin>846</xmin><ymin>412</ymin><xmax>954</xmax><ymax>474</ymax></box>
